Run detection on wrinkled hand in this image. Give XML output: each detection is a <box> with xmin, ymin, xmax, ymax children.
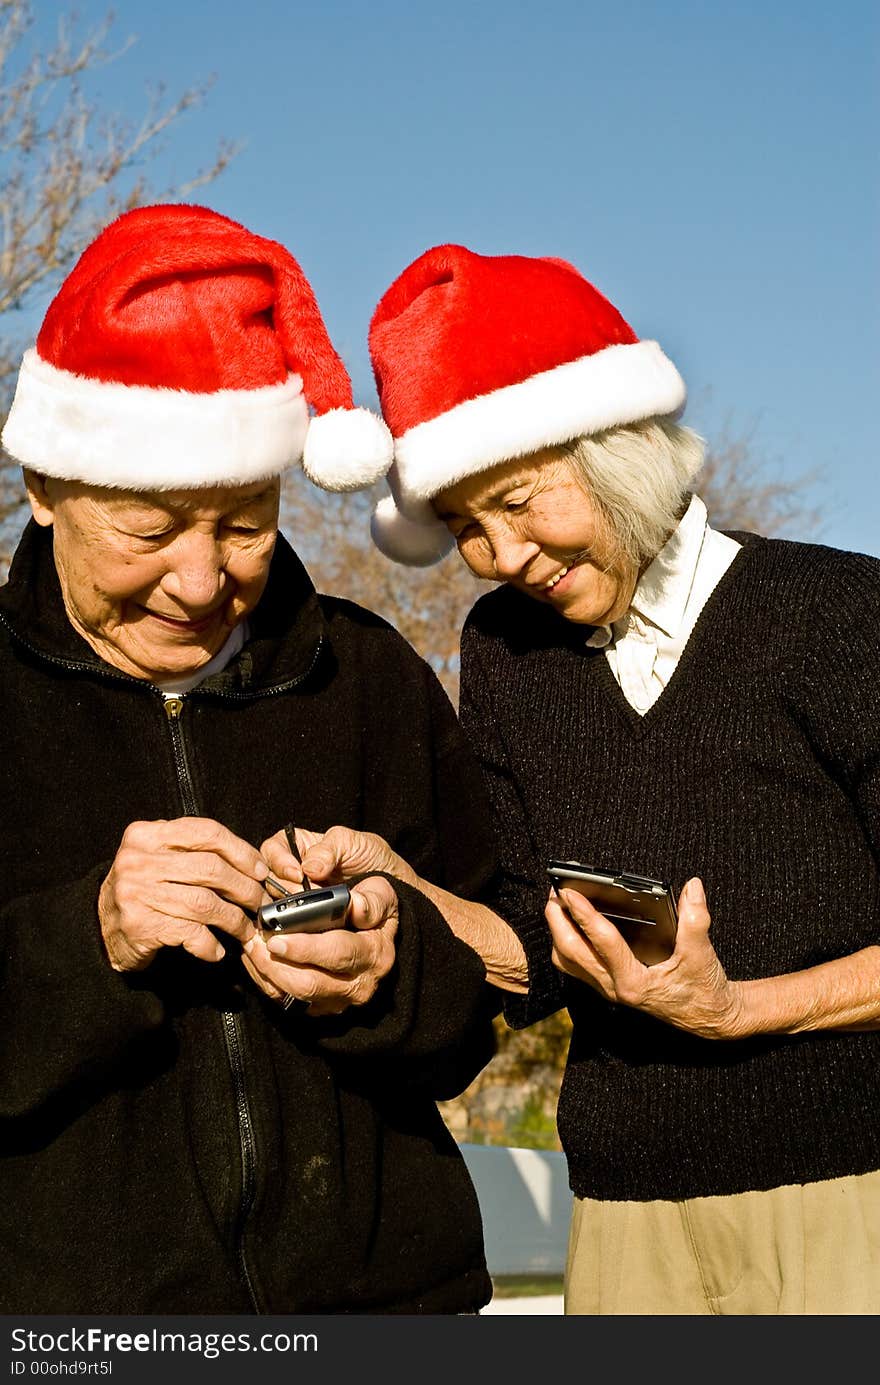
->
<box><xmin>241</xmin><ymin>875</ymin><xmax>399</xmax><ymax>1017</ymax></box>
<box><xmin>546</xmin><ymin>878</ymin><xmax>745</xmax><ymax>1040</ymax></box>
<box><xmin>259</xmin><ymin>823</ymin><xmax>415</xmax><ymax>891</ymax></box>
<box><xmin>99</xmin><ymin>818</ymin><xmax>267</xmax><ymax>972</ymax></box>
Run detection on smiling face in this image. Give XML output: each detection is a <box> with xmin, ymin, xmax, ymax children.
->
<box><xmin>433</xmin><ymin>447</ymin><xmax>639</xmax><ymax>626</ymax></box>
<box><xmin>25</xmin><ymin>472</ymin><xmax>281</xmax><ymax>681</ymax></box>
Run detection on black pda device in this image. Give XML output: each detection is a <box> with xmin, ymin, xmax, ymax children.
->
<box><xmin>547</xmin><ymin>860</ymin><xmax>678</xmax><ymax>966</ymax></box>
<box><xmin>257</xmin><ymin>883</ymin><xmax>351</xmax><ymax>936</ymax></box>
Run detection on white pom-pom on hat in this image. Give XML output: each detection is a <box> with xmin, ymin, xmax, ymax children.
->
<box><xmin>303</xmin><ymin>406</ymin><xmax>393</xmax><ymax>492</ymax></box>
<box><xmin>370</xmin><ymin>495</ymin><xmax>454</xmax><ymax>567</ymax></box>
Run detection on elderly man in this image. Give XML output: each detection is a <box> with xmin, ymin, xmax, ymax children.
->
<box><xmin>0</xmin><ymin>206</ymin><xmax>499</xmax><ymax>1315</ymax></box>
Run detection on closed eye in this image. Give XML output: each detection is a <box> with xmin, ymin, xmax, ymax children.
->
<box><xmin>134</xmin><ymin>529</ymin><xmax>174</xmax><ymax>543</ymax></box>
<box><xmin>449</xmin><ymin>520</ymin><xmax>478</xmax><ymax>540</ymax></box>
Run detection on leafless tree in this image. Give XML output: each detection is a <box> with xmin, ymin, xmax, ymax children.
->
<box><xmin>280</xmin><ymin>473</ymin><xmax>492</xmax><ymax>704</ymax></box>
<box><xmin>0</xmin><ymin>0</ymin><xmax>239</xmax><ymax>559</ymax></box>
<box><xmin>696</xmin><ymin>426</ymin><xmax>822</xmax><ymax>539</ymax></box>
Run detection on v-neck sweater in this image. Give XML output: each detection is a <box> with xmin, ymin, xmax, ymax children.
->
<box><xmin>459</xmin><ymin>533</ymin><xmax>880</xmax><ymax>1200</ymax></box>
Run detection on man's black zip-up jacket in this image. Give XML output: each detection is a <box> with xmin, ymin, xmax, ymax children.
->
<box><xmin>0</xmin><ymin>521</ymin><xmax>499</xmax><ymax>1314</ymax></box>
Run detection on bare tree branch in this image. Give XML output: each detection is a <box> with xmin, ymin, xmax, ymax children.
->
<box><xmin>0</xmin><ymin>0</ymin><xmax>240</xmax><ymax>555</ymax></box>
<box><xmin>279</xmin><ymin>473</ymin><xmax>493</xmax><ymax>705</ymax></box>
<box><xmin>696</xmin><ymin>424</ymin><xmax>823</xmax><ymax>539</ymax></box>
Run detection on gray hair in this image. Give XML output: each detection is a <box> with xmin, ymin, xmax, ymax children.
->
<box><xmin>559</xmin><ymin>417</ymin><xmax>705</xmax><ymax>567</ymax></box>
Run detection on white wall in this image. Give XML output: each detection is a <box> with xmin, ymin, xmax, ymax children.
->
<box><xmin>460</xmin><ymin>1143</ymin><xmax>571</xmax><ymax>1277</ymax></box>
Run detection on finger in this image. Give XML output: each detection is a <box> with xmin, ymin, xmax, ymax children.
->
<box><xmin>112</xmin><ymin>847</ymin><xmax>265</xmax><ymax>916</ymax></box>
<box><xmin>301</xmin><ymin>827</ymin><xmax>394</xmax><ymax>883</ymax></box>
<box><xmin>559</xmin><ymin>888</ymin><xmax>631</xmax><ymax>947</ymax></box>
<box><xmin>291</xmin><ymin>826</ymin><xmax>326</xmax><ymax>857</ymax></box>
<box><xmin>103</xmin><ymin>906</ymin><xmax>226</xmax><ymax>970</ymax></box>
<box><xmin>240</xmin><ymin>940</ymin><xmax>286</xmax><ymax>1000</ymax></box>
<box><xmin>255</xmin><ymin>922</ymin><xmax>392</xmax><ymax>1009</ymax></box>
<box><xmin>546</xmin><ymin>891</ymin><xmax>608</xmax><ymax>957</ymax></box>
<box><xmin>347</xmin><ymin>877</ymin><xmax>397</xmax><ymax>932</ymax></box>
<box><xmin>149</xmin><ymin>880</ymin><xmax>255</xmax><ymax>941</ymax></box>
<box><xmin>260</xmin><ymin>828</ymin><xmax>320</xmax><ymax>887</ymax></box>
<box><xmin>180</xmin><ymin>930</ymin><xmax>226</xmax><ymax>963</ymax></box>
<box><xmin>242</xmin><ymin>935</ymin><xmax>351</xmax><ymax>1012</ymax></box>
<box><xmin>152</xmin><ymin>913</ymin><xmax>225</xmax><ymax>964</ymax></box>
<box><xmin>556</xmin><ymin>888</ymin><xmax>642</xmax><ymax>974</ymax></box>
<box><xmin>243</xmin><ymin>932</ymin><xmax>314</xmax><ymax>997</ymax></box>
<box><xmin>151</xmin><ymin>854</ymin><xmax>266</xmax><ymax>916</ymax></box>
<box><xmin>265</xmin><ymin>926</ymin><xmax>374</xmax><ymax>974</ymax></box>
<box><xmin>545</xmin><ymin>893</ymin><xmax>589</xmax><ymax>945</ymax></box>
<box><xmin>260</xmin><ymin>953</ymin><xmax>376</xmax><ymax>1013</ymax></box>
<box><xmin>240</xmin><ymin>951</ymin><xmax>273</xmax><ymax>993</ymax></box>
<box><xmin>545</xmin><ymin>896</ymin><xmax>627</xmax><ymax>999</ymax></box>
<box><xmin>259</xmin><ymin>829</ymin><xmax>304</xmax><ymax>885</ymax></box>
<box><xmin>299</xmin><ymin>825</ymin><xmax>355</xmax><ymax>883</ymax></box>
<box><xmin>138</xmin><ymin>818</ymin><xmax>269</xmax><ymax>882</ymax></box>
<box><xmin>545</xmin><ymin>896</ymin><xmax>603</xmax><ymax>967</ymax></box>
<box><xmin>298</xmin><ymin>845</ymin><xmax>341</xmax><ymax>882</ymax></box>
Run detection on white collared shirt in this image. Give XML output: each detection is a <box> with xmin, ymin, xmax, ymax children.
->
<box><xmin>156</xmin><ymin>621</ymin><xmax>247</xmax><ymax>697</ymax></box>
<box><xmin>586</xmin><ymin>495</ymin><xmax>741</xmax><ymax>714</ymax></box>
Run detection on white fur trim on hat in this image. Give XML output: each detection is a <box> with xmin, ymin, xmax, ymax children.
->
<box><xmin>1</xmin><ymin>348</ymin><xmax>309</xmax><ymax>489</ymax></box>
<box><xmin>393</xmin><ymin>339</ymin><xmax>685</xmax><ymax>501</ymax></box>
<box><xmin>302</xmin><ymin>406</ymin><xmax>393</xmax><ymax>492</ymax></box>
<box><xmin>370</xmin><ymin>494</ymin><xmax>454</xmax><ymax>567</ymax></box>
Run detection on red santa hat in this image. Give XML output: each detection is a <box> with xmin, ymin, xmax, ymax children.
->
<box><xmin>366</xmin><ymin>243</ymin><xmax>687</xmax><ymax>565</ymax></box>
<box><xmin>1</xmin><ymin>203</ymin><xmax>391</xmax><ymax>492</ymax></box>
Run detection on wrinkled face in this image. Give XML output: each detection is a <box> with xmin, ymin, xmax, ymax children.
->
<box><xmin>26</xmin><ymin>473</ymin><xmax>281</xmax><ymax>681</ymax></box>
<box><xmin>434</xmin><ymin>448</ymin><xmax>638</xmax><ymax>626</ymax></box>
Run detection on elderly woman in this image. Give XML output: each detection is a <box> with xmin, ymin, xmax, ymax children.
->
<box><xmin>0</xmin><ymin>211</ymin><xmax>503</xmax><ymax>1315</ymax></box>
<box><xmin>277</xmin><ymin>245</ymin><xmax>880</xmax><ymax>1315</ymax></box>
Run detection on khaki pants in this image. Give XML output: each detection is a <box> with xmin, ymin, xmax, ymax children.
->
<box><xmin>565</xmin><ymin>1169</ymin><xmax>880</xmax><ymax>1315</ymax></box>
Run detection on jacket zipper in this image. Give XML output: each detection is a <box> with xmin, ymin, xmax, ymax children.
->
<box><xmin>1</xmin><ymin>614</ymin><xmax>326</xmax><ymax>1308</ymax></box>
<box><xmin>163</xmin><ymin>694</ymin><xmax>263</xmax><ymax>1313</ymax></box>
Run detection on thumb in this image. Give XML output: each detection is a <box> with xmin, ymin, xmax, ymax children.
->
<box><xmin>349</xmin><ymin>877</ymin><xmax>397</xmax><ymax>932</ymax></box>
<box><xmin>677</xmin><ymin>876</ymin><xmax>712</xmax><ymax>939</ymax></box>
<box><xmin>685</xmin><ymin>876</ymin><xmax>706</xmax><ymax>907</ymax></box>
<box><xmin>304</xmin><ymin>825</ymin><xmax>379</xmax><ymax>879</ymax></box>
<box><xmin>291</xmin><ymin>826</ymin><xmax>325</xmax><ymax>856</ymax></box>
<box><xmin>300</xmin><ymin>842</ymin><xmax>339</xmax><ymax>881</ymax></box>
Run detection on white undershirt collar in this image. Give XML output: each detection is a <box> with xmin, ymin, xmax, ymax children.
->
<box><xmin>584</xmin><ymin>495</ymin><xmax>742</xmax><ymax>713</ymax></box>
<box><xmin>156</xmin><ymin>621</ymin><xmax>247</xmax><ymax>697</ymax></box>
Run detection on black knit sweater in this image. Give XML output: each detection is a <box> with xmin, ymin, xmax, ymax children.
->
<box><xmin>459</xmin><ymin>534</ymin><xmax>880</xmax><ymax>1201</ymax></box>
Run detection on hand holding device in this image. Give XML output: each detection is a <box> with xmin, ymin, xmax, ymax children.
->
<box><xmin>257</xmin><ymin>822</ymin><xmax>351</xmax><ymax>937</ymax></box>
<box><xmin>546</xmin><ymin>873</ymin><xmax>743</xmax><ymax>1039</ymax></box>
<box><xmin>244</xmin><ymin>874</ymin><xmax>398</xmax><ymax>1017</ymax></box>
<box><xmin>99</xmin><ymin>816</ymin><xmax>271</xmax><ymax>972</ymax></box>
<box><xmin>547</xmin><ymin>859</ymin><xmax>678</xmax><ymax>966</ymax></box>
<box><xmin>257</xmin><ymin>882</ymin><xmax>351</xmax><ymax>937</ymax></box>
<box><xmin>259</xmin><ymin>822</ymin><xmax>410</xmax><ymax>891</ymax></box>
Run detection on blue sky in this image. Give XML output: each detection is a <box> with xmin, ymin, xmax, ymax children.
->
<box><xmin>21</xmin><ymin>0</ymin><xmax>880</xmax><ymax>555</ymax></box>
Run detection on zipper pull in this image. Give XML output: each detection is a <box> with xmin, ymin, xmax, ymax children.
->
<box><xmin>164</xmin><ymin>696</ymin><xmax>185</xmax><ymax>720</ymax></box>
